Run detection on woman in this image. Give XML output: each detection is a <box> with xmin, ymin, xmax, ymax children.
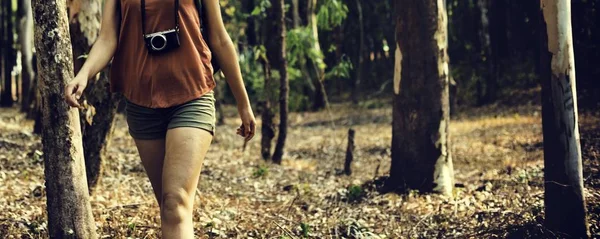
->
<box><xmin>64</xmin><ymin>0</ymin><xmax>256</xmax><ymax>237</ymax></box>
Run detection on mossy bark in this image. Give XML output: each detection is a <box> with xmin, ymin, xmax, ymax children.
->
<box><xmin>32</xmin><ymin>0</ymin><xmax>98</xmax><ymax>237</ymax></box>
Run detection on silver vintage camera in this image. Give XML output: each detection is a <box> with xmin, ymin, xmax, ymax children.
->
<box><xmin>144</xmin><ymin>28</ymin><xmax>181</xmax><ymax>54</ymax></box>
<box><xmin>141</xmin><ymin>0</ymin><xmax>181</xmax><ymax>54</ymax></box>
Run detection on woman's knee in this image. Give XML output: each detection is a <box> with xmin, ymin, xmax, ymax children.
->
<box><xmin>161</xmin><ymin>190</ymin><xmax>191</xmax><ymax>223</ymax></box>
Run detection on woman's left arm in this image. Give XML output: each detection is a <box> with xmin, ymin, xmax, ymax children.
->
<box><xmin>203</xmin><ymin>0</ymin><xmax>256</xmax><ymax>141</ymax></box>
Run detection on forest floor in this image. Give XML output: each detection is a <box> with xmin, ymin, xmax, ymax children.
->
<box><xmin>0</xmin><ymin>94</ymin><xmax>599</xmax><ymax>238</ymax></box>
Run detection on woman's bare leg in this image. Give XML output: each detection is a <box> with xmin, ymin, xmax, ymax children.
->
<box><xmin>133</xmin><ymin>139</ymin><xmax>166</xmax><ymax>206</ymax></box>
<box><xmin>160</xmin><ymin>127</ymin><xmax>212</xmax><ymax>239</ymax></box>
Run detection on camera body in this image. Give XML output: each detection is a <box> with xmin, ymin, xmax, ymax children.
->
<box><xmin>143</xmin><ymin>28</ymin><xmax>180</xmax><ymax>54</ymax></box>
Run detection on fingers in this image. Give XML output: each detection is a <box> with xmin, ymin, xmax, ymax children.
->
<box><xmin>244</xmin><ymin>122</ymin><xmax>252</xmax><ymax>141</ymax></box>
<box><xmin>64</xmin><ymin>82</ymin><xmax>84</xmax><ymax>108</ymax></box>
<box><xmin>74</xmin><ymin>84</ymin><xmax>84</xmax><ymax>101</ymax></box>
<box><xmin>64</xmin><ymin>84</ymin><xmax>79</xmax><ymax>107</ymax></box>
<box><xmin>246</xmin><ymin>121</ymin><xmax>256</xmax><ymax>141</ymax></box>
<box><xmin>236</xmin><ymin>121</ymin><xmax>256</xmax><ymax>142</ymax></box>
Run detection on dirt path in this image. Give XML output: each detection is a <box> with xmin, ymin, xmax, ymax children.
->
<box><xmin>0</xmin><ymin>103</ymin><xmax>598</xmax><ymax>238</ymax></box>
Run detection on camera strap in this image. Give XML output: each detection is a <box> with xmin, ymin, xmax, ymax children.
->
<box><xmin>193</xmin><ymin>0</ymin><xmax>207</xmax><ymax>33</ymax></box>
<box><xmin>140</xmin><ymin>0</ymin><xmax>181</xmax><ymax>36</ymax></box>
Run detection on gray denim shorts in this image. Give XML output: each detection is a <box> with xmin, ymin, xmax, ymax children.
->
<box><xmin>125</xmin><ymin>92</ymin><xmax>216</xmax><ymax>140</ymax></box>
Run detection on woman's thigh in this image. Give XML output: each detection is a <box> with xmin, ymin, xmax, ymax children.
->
<box><xmin>133</xmin><ymin>139</ymin><xmax>166</xmax><ymax>205</ymax></box>
<box><xmin>162</xmin><ymin>127</ymin><xmax>213</xmax><ymax>204</ymax></box>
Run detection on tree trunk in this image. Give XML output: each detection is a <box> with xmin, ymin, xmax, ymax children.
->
<box><xmin>352</xmin><ymin>0</ymin><xmax>364</xmax><ymax>104</ymax></box>
<box><xmin>32</xmin><ymin>0</ymin><xmax>98</xmax><ymax>237</ymax></box>
<box><xmin>19</xmin><ymin>0</ymin><xmax>34</xmax><ymax>113</ymax></box>
<box><xmin>0</xmin><ymin>0</ymin><xmax>4</xmax><ymax>99</ymax></box>
<box><xmin>307</xmin><ymin>0</ymin><xmax>328</xmax><ymax>111</ymax></box>
<box><xmin>244</xmin><ymin>0</ymin><xmax>258</xmax><ymax>46</ymax></box>
<box><xmin>68</xmin><ymin>0</ymin><xmax>121</xmax><ymax>193</ymax></box>
<box><xmin>344</xmin><ymin>128</ymin><xmax>355</xmax><ymax>176</ymax></box>
<box><xmin>260</xmin><ymin>58</ymin><xmax>276</xmax><ymax>160</ymax></box>
<box><xmin>477</xmin><ymin>0</ymin><xmax>494</xmax><ymax>105</ymax></box>
<box><xmin>1</xmin><ymin>0</ymin><xmax>15</xmax><ymax>108</ymax></box>
<box><xmin>388</xmin><ymin>0</ymin><xmax>454</xmax><ymax>196</ymax></box>
<box><xmin>258</xmin><ymin>0</ymin><xmax>276</xmax><ymax>161</ymax></box>
<box><xmin>540</xmin><ymin>1</ymin><xmax>589</xmax><ymax>238</ymax></box>
<box><xmin>487</xmin><ymin>0</ymin><xmax>508</xmax><ymax>105</ymax></box>
<box><xmin>270</xmin><ymin>0</ymin><xmax>289</xmax><ymax>164</ymax></box>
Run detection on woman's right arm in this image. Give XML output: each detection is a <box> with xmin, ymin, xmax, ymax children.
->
<box><xmin>65</xmin><ymin>0</ymin><xmax>119</xmax><ymax>107</ymax></box>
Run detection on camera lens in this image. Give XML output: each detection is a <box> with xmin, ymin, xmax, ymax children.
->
<box><xmin>150</xmin><ymin>35</ymin><xmax>167</xmax><ymax>51</ymax></box>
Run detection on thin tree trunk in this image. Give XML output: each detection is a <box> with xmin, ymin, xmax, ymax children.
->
<box><xmin>352</xmin><ymin>0</ymin><xmax>364</xmax><ymax>104</ymax></box>
<box><xmin>487</xmin><ymin>0</ymin><xmax>507</xmax><ymax>105</ymax></box>
<box><xmin>344</xmin><ymin>128</ymin><xmax>355</xmax><ymax>176</ymax></box>
<box><xmin>388</xmin><ymin>0</ymin><xmax>454</xmax><ymax>196</ymax></box>
<box><xmin>292</xmin><ymin>0</ymin><xmax>317</xmax><ymax>106</ymax></box>
<box><xmin>258</xmin><ymin>0</ymin><xmax>276</xmax><ymax>162</ymax></box>
<box><xmin>478</xmin><ymin>0</ymin><xmax>494</xmax><ymax>105</ymax></box>
<box><xmin>261</xmin><ymin>58</ymin><xmax>275</xmax><ymax>160</ymax></box>
<box><xmin>19</xmin><ymin>0</ymin><xmax>34</xmax><ymax>113</ymax></box>
<box><xmin>307</xmin><ymin>0</ymin><xmax>328</xmax><ymax>111</ymax></box>
<box><xmin>292</xmin><ymin>0</ymin><xmax>301</xmax><ymax>27</ymax></box>
<box><xmin>1</xmin><ymin>0</ymin><xmax>15</xmax><ymax>108</ymax></box>
<box><xmin>0</xmin><ymin>0</ymin><xmax>5</xmax><ymax>99</ymax></box>
<box><xmin>244</xmin><ymin>0</ymin><xmax>258</xmax><ymax>46</ymax></box>
<box><xmin>540</xmin><ymin>1</ymin><xmax>589</xmax><ymax>238</ymax></box>
<box><xmin>271</xmin><ymin>0</ymin><xmax>289</xmax><ymax>164</ymax></box>
<box><xmin>32</xmin><ymin>0</ymin><xmax>98</xmax><ymax>237</ymax></box>
<box><xmin>68</xmin><ymin>0</ymin><xmax>121</xmax><ymax>193</ymax></box>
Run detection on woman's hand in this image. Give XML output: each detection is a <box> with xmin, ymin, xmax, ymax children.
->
<box><xmin>64</xmin><ymin>73</ymin><xmax>88</xmax><ymax>108</ymax></box>
<box><xmin>236</xmin><ymin>104</ymin><xmax>256</xmax><ymax>142</ymax></box>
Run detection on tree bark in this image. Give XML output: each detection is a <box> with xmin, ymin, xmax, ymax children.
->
<box><xmin>68</xmin><ymin>0</ymin><xmax>122</xmax><ymax>193</ymax></box>
<box><xmin>0</xmin><ymin>0</ymin><xmax>4</xmax><ymax>99</ymax></box>
<box><xmin>388</xmin><ymin>0</ymin><xmax>454</xmax><ymax>196</ymax></box>
<box><xmin>270</xmin><ymin>0</ymin><xmax>289</xmax><ymax>164</ymax></box>
<box><xmin>19</xmin><ymin>0</ymin><xmax>35</xmax><ymax>113</ymax></box>
<box><xmin>307</xmin><ymin>0</ymin><xmax>328</xmax><ymax>111</ymax></box>
<box><xmin>352</xmin><ymin>0</ymin><xmax>364</xmax><ymax>104</ymax></box>
<box><xmin>32</xmin><ymin>0</ymin><xmax>98</xmax><ymax>237</ymax></box>
<box><xmin>260</xmin><ymin>58</ymin><xmax>276</xmax><ymax>160</ymax></box>
<box><xmin>244</xmin><ymin>0</ymin><xmax>258</xmax><ymax>46</ymax></box>
<box><xmin>1</xmin><ymin>0</ymin><xmax>15</xmax><ymax>108</ymax></box>
<box><xmin>344</xmin><ymin>128</ymin><xmax>355</xmax><ymax>176</ymax></box>
<box><xmin>540</xmin><ymin>1</ymin><xmax>589</xmax><ymax>238</ymax></box>
<box><xmin>487</xmin><ymin>0</ymin><xmax>508</xmax><ymax>105</ymax></box>
<box><xmin>477</xmin><ymin>0</ymin><xmax>494</xmax><ymax>105</ymax></box>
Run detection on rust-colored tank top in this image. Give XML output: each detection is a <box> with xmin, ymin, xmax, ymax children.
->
<box><xmin>110</xmin><ymin>0</ymin><xmax>215</xmax><ymax>108</ymax></box>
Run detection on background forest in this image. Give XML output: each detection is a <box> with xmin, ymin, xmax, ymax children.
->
<box><xmin>0</xmin><ymin>0</ymin><xmax>599</xmax><ymax>238</ymax></box>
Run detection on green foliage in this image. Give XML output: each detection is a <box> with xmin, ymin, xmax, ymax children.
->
<box><xmin>317</xmin><ymin>0</ymin><xmax>349</xmax><ymax>30</ymax></box>
<box><xmin>286</xmin><ymin>27</ymin><xmax>325</xmax><ymax>70</ymax></box>
<box><xmin>300</xmin><ymin>222</ymin><xmax>311</xmax><ymax>237</ymax></box>
<box><xmin>251</xmin><ymin>0</ymin><xmax>272</xmax><ymax>18</ymax></box>
<box><xmin>324</xmin><ymin>56</ymin><xmax>353</xmax><ymax>80</ymax></box>
<box><xmin>346</xmin><ymin>184</ymin><xmax>365</xmax><ymax>202</ymax></box>
<box><xmin>238</xmin><ymin>47</ymin><xmax>267</xmax><ymax>102</ymax></box>
<box><xmin>252</xmin><ymin>165</ymin><xmax>269</xmax><ymax>178</ymax></box>
<box><xmin>127</xmin><ymin>222</ymin><xmax>136</xmax><ymax>232</ymax></box>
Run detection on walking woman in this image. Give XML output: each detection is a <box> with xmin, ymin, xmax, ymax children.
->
<box><xmin>64</xmin><ymin>0</ymin><xmax>256</xmax><ymax>237</ymax></box>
